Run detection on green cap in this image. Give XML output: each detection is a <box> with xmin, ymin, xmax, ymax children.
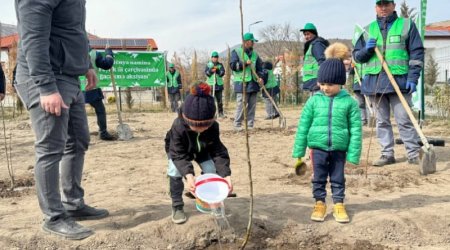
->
<box><xmin>243</xmin><ymin>32</ymin><xmax>258</xmax><ymax>42</ymax></box>
<box><xmin>376</xmin><ymin>0</ymin><xmax>394</xmax><ymax>3</ymax></box>
<box><xmin>211</xmin><ymin>51</ymin><xmax>219</xmax><ymax>57</ymax></box>
<box><xmin>300</xmin><ymin>23</ymin><xmax>317</xmax><ymax>32</ymax></box>
<box><xmin>169</xmin><ymin>63</ymin><xmax>175</xmax><ymax>68</ymax></box>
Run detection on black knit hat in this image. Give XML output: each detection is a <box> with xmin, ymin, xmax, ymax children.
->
<box><xmin>317</xmin><ymin>42</ymin><xmax>349</xmax><ymax>85</ymax></box>
<box><xmin>182</xmin><ymin>83</ymin><xmax>216</xmax><ymax>128</ymax></box>
<box><xmin>317</xmin><ymin>59</ymin><xmax>346</xmax><ymax>85</ymax></box>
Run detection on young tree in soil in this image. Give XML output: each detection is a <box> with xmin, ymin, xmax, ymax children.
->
<box><xmin>223</xmin><ymin>45</ymin><xmax>232</xmax><ymax>108</ymax></box>
<box><xmin>425</xmin><ymin>55</ymin><xmax>439</xmax><ymax>87</ymax></box>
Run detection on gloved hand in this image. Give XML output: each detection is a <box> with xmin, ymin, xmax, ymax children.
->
<box><xmin>365</xmin><ymin>38</ymin><xmax>377</xmax><ymax>50</ymax></box>
<box><xmin>294</xmin><ymin>158</ymin><xmax>307</xmax><ymax>176</ymax></box>
<box><xmin>406</xmin><ymin>81</ymin><xmax>417</xmax><ymax>94</ymax></box>
<box><xmin>105</xmin><ymin>48</ymin><xmax>114</xmax><ymax>58</ymax></box>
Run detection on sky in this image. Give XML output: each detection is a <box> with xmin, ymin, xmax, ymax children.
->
<box><xmin>1</xmin><ymin>0</ymin><xmax>448</xmax><ymax>56</ymax></box>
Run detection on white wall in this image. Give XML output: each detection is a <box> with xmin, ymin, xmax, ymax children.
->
<box><xmin>427</xmin><ymin>46</ymin><xmax>450</xmax><ymax>83</ymax></box>
<box><xmin>424</xmin><ymin>39</ymin><xmax>450</xmax><ymax>49</ymax></box>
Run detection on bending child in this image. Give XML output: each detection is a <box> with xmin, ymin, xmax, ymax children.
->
<box><xmin>292</xmin><ymin>43</ymin><xmax>362</xmax><ymax>223</ymax></box>
<box><xmin>164</xmin><ymin>82</ymin><xmax>232</xmax><ymax>224</ymax></box>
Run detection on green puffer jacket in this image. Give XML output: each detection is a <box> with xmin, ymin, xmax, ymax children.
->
<box><xmin>292</xmin><ymin>90</ymin><xmax>362</xmax><ymax>164</ymax></box>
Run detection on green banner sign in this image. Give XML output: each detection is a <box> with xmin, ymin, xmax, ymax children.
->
<box><xmin>81</xmin><ymin>51</ymin><xmax>166</xmax><ymax>89</ymax></box>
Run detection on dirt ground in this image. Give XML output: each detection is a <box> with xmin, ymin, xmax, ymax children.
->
<box><xmin>0</xmin><ymin>103</ymin><xmax>449</xmax><ymax>250</ymax></box>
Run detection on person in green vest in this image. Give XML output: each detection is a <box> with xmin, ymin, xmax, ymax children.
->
<box><xmin>84</xmin><ymin>47</ymin><xmax>115</xmax><ymax>140</ymax></box>
<box><xmin>292</xmin><ymin>43</ymin><xmax>362</xmax><ymax>223</ymax></box>
<box><xmin>349</xmin><ymin>62</ymin><xmax>369</xmax><ymax>126</ymax></box>
<box><xmin>300</xmin><ymin>23</ymin><xmax>329</xmax><ymax>93</ymax></box>
<box><xmin>229</xmin><ymin>32</ymin><xmax>264</xmax><ymax>131</ymax></box>
<box><xmin>353</xmin><ymin>0</ymin><xmax>424</xmax><ymax>166</ymax></box>
<box><xmin>261</xmin><ymin>61</ymin><xmax>280</xmax><ymax>119</ymax></box>
<box><xmin>166</xmin><ymin>63</ymin><xmax>183</xmax><ymax>112</ymax></box>
<box><xmin>205</xmin><ymin>51</ymin><xmax>226</xmax><ymax>117</ymax></box>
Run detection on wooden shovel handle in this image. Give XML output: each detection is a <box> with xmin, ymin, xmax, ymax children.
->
<box><xmin>109</xmin><ymin>68</ymin><xmax>124</xmax><ymax>125</ymax></box>
<box><xmin>373</xmin><ymin>47</ymin><xmax>430</xmax><ymax>150</ymax></box>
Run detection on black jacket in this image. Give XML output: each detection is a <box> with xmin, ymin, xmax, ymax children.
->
<box><xmin>164</xmin><ymin>114</ymin><xmax>231</xmax><ymax>177</ymax></box>
<box><xmin>15</xmin><ymin>0</ymin><xmax>90</xmax><ymax>95</ymax></box>
<box><xmin>0</xmin><ymin>66</ymin><xmax>5</xmax><ymax>95</ymax></box>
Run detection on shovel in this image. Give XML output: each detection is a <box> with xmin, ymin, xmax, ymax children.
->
<box><xmin>250</xmin><ymin>66</ymin><xmax>287</xmax><ymax>129</ymax></box>
<box><xmin>373</xmin><ymin>47</ymin><xmax>436</xmax><ymax>175</ymax></box>
<box><xmin>109</xmin><ymin>68</ymin><xmax>133</xmax><ymax>141</ymax></box>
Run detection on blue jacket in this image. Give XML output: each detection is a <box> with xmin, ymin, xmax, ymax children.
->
<box><xmin>166</xmin><ymin>71</ymin><xmax>182</xmax><ymax>94</ymax></box>
<box><xmin>302</xmin><ymin>36</ymin><xmax>329</xmax><ymax>91</ymax></box>
<box><xmin>204</xmin><ymin>62</ymin><xmax>225</xmax><ymax>91</ymax></box>
<box><xmin>230</xmin><ymin>48</ymin><xmax>263</xmax><ymax>93</ymax></box>
<box><xmin>352</xmin><ymin>12</ymin><xmax>424</xmax><ymax>95</ymax></box>
<box><xmin>84</xmin><ymin>48</ymin><xmax>114</xmax><ymax>104</ymax></box>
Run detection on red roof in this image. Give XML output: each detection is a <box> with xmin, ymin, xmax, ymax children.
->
<box><xmin>426</xmin><ymin>20</ymin><xmax>450</xmax><ymax>31</ymax></box>
<box><xmin>1</xmin><ymin>32</ymin><xmax>158</xmax><ymax>51</ymax></box>
<box><xmin>0</xmin><ymin>34</ymin><xmax>19</xmax><ymax>48</ymax></box>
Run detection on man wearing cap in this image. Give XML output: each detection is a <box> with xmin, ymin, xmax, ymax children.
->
<box><xmin>300</xmin><ymin>23</ymin><xmax>329</xmax><ymax>93</ymax></box>
<box><xmin>205</xmin><ymin>51</ymin><xmax>226</xmax><ymax>117</ymax></box>
<box><xmin>166</xmin><ymin>63</ymin><xmax>183</xmax><ymax>112</ymax></box>
<box><xmin>230</xmin><ymin>32</ymin><xmax>264</xmax><ymax>130</ymax></box>
<box><xmin>353</xmin><ymin>0</ymin><xmax>424</xmax><ymax>166</ymax></box>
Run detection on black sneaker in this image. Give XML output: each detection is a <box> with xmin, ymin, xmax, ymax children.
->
<box><xmin>362</xmin><ymin>120</ymin><xmax>368</xmax><ymax>126</ymax></box>
<box><xmin>66</xmin><ymin>205</ymin><xmax>109</xmax><ymax>221</ymax></box>
<box><xmin>272</xmin><ymin>113</ymin><xmax>280</xmax><ymax>119</ymax></box>
<box><xmin>408</xmin><ymin>156</ymin><xmax>420</xmax><ymax>165</ymax></box>
<box><xmin>172</xmin><ymin>206</ymin><xmax>187</xmax><ymax>224</ymax></box>
<box><xmin>100</xmin><ymin>131</ymin><xmax>116</xmax><ymax>141</ymax></box>
<box><xmin>42</xmin><ymin>215</ymin><xmax>93</xmax><ymax>240</ymax></box>
<box><xmin>372</xmin><ymin>155</ymin><xmax>396</xmax><ymax>167</ymax></box>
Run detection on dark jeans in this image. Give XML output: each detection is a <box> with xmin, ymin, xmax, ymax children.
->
<box><xmin>311</xmin><ymin>149</ymin><xmax>346</xmax><ymax>204</ymax></box>
<box><xmin>213</xmin><ymin>90</ymin><xmax>224</xmax><ymax>114</ymax></box>
<box><xmin>169</xmin><ymin>92</ymin><xmax>181</xmax><ymax>112</ymax></box>
<box><xmin>89</xmin><ymin>99</ymin><xmax>108</xmax><ymax>135</ymax></box>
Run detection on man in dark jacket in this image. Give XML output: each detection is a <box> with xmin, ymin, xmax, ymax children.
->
<box><xmin>0</xmin><ymin>65</ymin><xmax>5</xmax><ymax>101</ymax></box>
<box><xmin>84</xmin><ymin>48</ymin><xmax>115</xmax><ymax>140</ymax></box>
<box><xmin>15</xmin><ymin>0</ymin><xmax>108</xmax><ymax>240</ymax></box>
<box><xmin>165</xmin><ymin>83</ymin><xmax>232</xmax><ymax>224</ymax></box>
<box><xmin>166</xmin><ymin>63</ymin><xmax>183</xmax><ymax>112</ymax></box>
<box><xmin>230</xmin><ymin>32</ymin><xmax>264</xmax><ymax>130</ymax></box>
<box><xmin>300</xmin><ymin>23</ymin><xmax>329</xmax><ymax>93</ymax></box>
<box><xmin>353</xmin><ymin>0</ymin><xmax>424</xmax><ymax>166</ymax></box>
<box><xmin>205</xmin><ymin>51</ymin><xmax>226</xmax><ymax>117</ymax></box>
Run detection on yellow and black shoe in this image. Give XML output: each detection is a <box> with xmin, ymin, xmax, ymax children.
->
<box><xmin>333</xmin><ymin>203</ymin><xmax>350</xmax><ymax>223</ymax></box>
<box><xmin>310</xmin><ymin>201</ymin><xmax>327</xmax><ymax>222</ymax></box>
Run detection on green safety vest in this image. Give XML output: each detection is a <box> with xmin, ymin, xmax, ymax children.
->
<box><xmin>233</xmin><ymin>47</ymin><xmax>258</xmax><ymax>82</ymax></box>
<box><xmin>353</xmin><ymin>62</ymin><xmax>364</xmax><ymax>84</ymax></box>
<box><xmin>303</xmin><ymin>46</ymin><xmax>319</xmax><ymax>82</ymax></box>
<box><xmin>265</xmin><ymin>70</ymin><xmax>278</xmax><ymax>89</ymax></box>
<box><xmin>206</xmin><ymin>62</ymin><xmax>224</xmax><ymax>86</ymax></box>
<box><xmin>364</xmin><ymin>17</ymin><xmax>410</xmax><ymax>75</ymax></box>
<box><xmin>89</xmin><ymin>50</ymin><xmax>98</xmax><ymax>72</ymax></box>
<box><xmin>166</xmin><ymin>71</ymin><xmax>180</xmax><ymax>88</ymax></box>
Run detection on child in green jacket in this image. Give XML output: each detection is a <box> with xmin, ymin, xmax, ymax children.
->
<box><xmin>292</xmin><ymin>43</ymin><xmax>362</xmax><ymax>223</ymax></box>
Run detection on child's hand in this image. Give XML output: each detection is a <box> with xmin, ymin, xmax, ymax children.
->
<box><xmin>185</xmin><ymin>174</ymin><xmax>196</xmax><ymax>193</ymax></box>
<box><xmin>224</xmin><ymin>176</ymin><xmax>233</xmax><ymax>193</ymax></box>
